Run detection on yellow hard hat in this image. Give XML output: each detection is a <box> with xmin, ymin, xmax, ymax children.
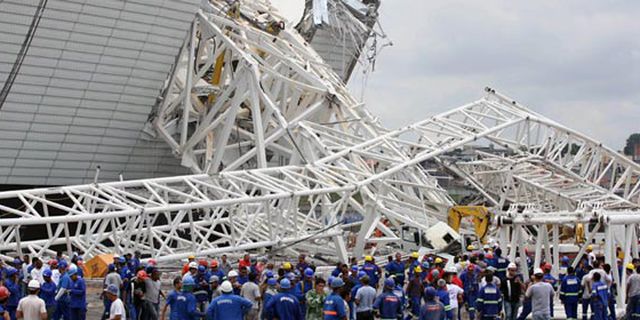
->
<box><xmin>414</xmin><ymin>266</ymin><xmax>422</xmax><ymax>273</ymax></box>
<box><xmin>411</xmin><ymin>252</ymin><xmax>419</xmax><ymax>259</ymax></box>
<box><xmin>283</xmin><ymin>262</ymin><xmax>292</xmax><ymax>270</ymax></box>
<box><xmin>467</xmin><ymin>245</ymin><xmax>475</xmax><ymax>251</ymax></box>
<box><xmin>435</xmin><ymin>257</ymin><xmax>443</xmax><ymax>264</ymax></box>
<box><xmin>365</xmin><ymin>255</ymin><xmax>373</xmax><ymax>262</ymax></box>
<box><xmin>586</xmin><ymin>245</ymin><xmax>593</xmax><ymax>251</ymax></box>
<box><xmin>627</xmin><ymin>263</ymin><xmax>635</xmax><ymax>271</ymax></box>
<box><xmin>188</xmin><ymin>255</ymin><xmax>196</xmax><ymax>260</ymax></box>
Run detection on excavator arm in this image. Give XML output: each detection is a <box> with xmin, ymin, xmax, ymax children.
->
<box><xmin>447</xmin><ymin>206</ymin><xmax>492</xmax><ymax>243</ymax></box>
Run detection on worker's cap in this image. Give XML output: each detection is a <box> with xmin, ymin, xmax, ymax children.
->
<box><xmin>445</xmin><ymin>266</ymin><xmax>457</xmax><ymax>274</ymax></box>
<box><xmin>561</xmin><ymin>256</ymin><xmax>570</xmax><ymax>263</ymax></box>
<box><xmin>467</xmin><ymin>264</ymin><xmax>475</xmax><ymax>271</ymax></box>
<box><xmin>48</xmin><ymin>260</ymin><xmax>58</xmax><ymax>266</ymax></box>
<box><xmin>533</xmin><ymin>268</ymin><xmax>544</xmax><ymax>275</ymax></box>
<box><xmin>68</xmin><ymin>268</ymin><xmax>78</xmax><ymax>277</ymax></box>
<box><xmin>265</xmin><ymin>270</ymin><xmax>274</xmax><ymax>278</ymax></box>
<box><xmin>77</xmin><ymin>256</ymin><xmax>83</xmax><ymax>261</ymax></box>
<box><xmin>364</xmin><ymin>255</ymin><xmax>373</xmax><ymax>262</ymax></box>
<box><xmin>586</xmin><ymin>245</ymin><xmax>593</xmax><ymax>251</ymax></box>
<box><xmin>485</xmin><ymin>266</ymin><xmax>496</xmax><ymax>273</ymax></box>
<box><xmin>543</xmin><ymin>263</ymin><xmax>552</xmax><ymax>271</ymax></box>
<box><xmin>294</xmin><ymin>270</ymin><xmax>301</xmax><ymax>278</ymax></box>
<box><xmin>437</xmin><ymin>278</ymin><xmax>447</xmax><ymax>287</ymax></box>
<box><xmin>183</xmin><ymin>276</ymin><xmax>195</xmax><ymax>287</ymax></box>
<box><xmin>384</xmin><ymin>278</ymin><xmax>395</xmax><ymax>289</ymax></box>
<box><xmin>331</xmin><ymin>278</ymin><xmax>345</xmax><ymax>288</ymax></box>
<box><xmin>434</xmin><ymin>257</ymin><xmax>443</xmax><ymax>264</ymax></box>
<box><xmin>351</xmin><ymin>265</ymin><xmax>359</xmax><ymax>272</ymax></box>
<box><xmin>58</xmin><ymin>261</ymin><xmax>68</xmax><ymax>269</ymax></box>
<box><xmin>209</xmin><ymin>275</ymin><xmax>219</xmax><ymax>283</ymax></box>
<box><xmin>148</xmin><ymin>259</ymin><xmax>157</xmax><ymax>266</ymax></box>
<box><xmin>286</xmin><ymin>272</ymin><xmax>296</xmax><ymax>281</ymax></box>
<box><xmin>304</xmin><ymin>268</ymin><xmax>314</xmax><ymax>278</ymax></box>
<box><xmin>117</xmin><ymin>257</ymin><xmax>126</xmax><ymax>264</ymax></box>
<box><xmin>267</xmin><ymin>278</ymin><xmax>277</xmax><ymax>286</ymax></box>
<box><xmin>483</xmin><ymin>244</ymin><xmax>490</xmax><ymax>250</ymax></box>
<box><xmin>627</xmin><ymin>263</ymin><xmax>635</xmax><ymax>271</ymax></box>
<box><xmin>104</xmin><ymin>284</ymin><xmax>119</xmax><ymax>296</ymax></box>
<box><xmin>485</xmin><ymin>253</ymin><xmax>494</xmax><ymax>259</ymax></box>
<box><xmin>43</xmin><ymin>269</ymin><xmax>52</xmax><ymax>278</ymax></box>
<box><xmin>411</xmin><ymin>252</ymin><xmax>419</xmax><ymax>259</ymax></box>
<box><xmin>414</xmin><ymin>266</ymin><xmax>422</xmax><ymax>273</ymax></box>
<box><xmin>210</xmin><ymin>260</ymin><xmax>218</xmax><ymax>268</ymax></box>
<box><xmin>432</xmin><ymin>269</ymin><xmax>440</xmax><ymax>278</ymax></box>
<box><xmin>282</xmin><ymin>262</ymin><xmax>292</xmax><ymax>270</ymax></box>
<box><xmin>188</xmin><ymin>262</ymin><xmax>198</xmax><ymax>269</ymax></box>
<box><xmin>424</xmin><ymin>287</ymin><xmax>437</xmax><ymax>300</ymax></box>
<box><xmin>198</xmin><ymin>265</ymin><xmax>206</xmax><ymax>273</ymax></box>
<box><xmin>136</xmin><ymin>270</ymin><xmax>148</xmax><ymax>280</ymax></box>
<box><xmin>28</xmin><ymin>280</ymin><xmax>40</xmax><ymax>289</ymax></box>
<box><xmin>108</xmin><ymin>264</ymin><xmax>116</xmax><ymax>272</ymax></box>
<box><xmin>280</xmin><ymin>278</ymin><xmax>292</xmax><ymax>289</ymax></box>
<box><xmin>228</xmin><ymin>270</ymin><xmax>238</xmax><ymax>277</ymax></box>
<box><xmin>4</xmin><ymin>267</ymin><xmax>17</xmax><ymax>277</ymax></box>
<box><xmin>220</xmin><ymin>280</ymin><xmax>233</xmax><ymax>293</ymax></box>
<box><xmin>198</xmin><ymin>259</ymin><xmax>209</xmax><ymax>267</ymax></box>
<box><xmin>187</xmin><ymin>255</ymin><xmax>196</xmax><ymax>259</ymax></box>
<box><xmin>467</xmin><ymin>245</ymin><xmax>476</xmax><ymax>251</ymax></box>
<box><xmin>357</xmin><ymin>271</ymin><xmax>367</xmax><ymax>279</ymax></box>
<box><xmin>507</xmin><ymin>263</ymin><xmax>517</xmax><ymax>270</ymax></box>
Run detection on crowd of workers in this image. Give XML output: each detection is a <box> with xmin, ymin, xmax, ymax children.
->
<box><xmin>0</xmin><ymin>243</ymin><xmax>639</xmax><ymax>320</ymax></box>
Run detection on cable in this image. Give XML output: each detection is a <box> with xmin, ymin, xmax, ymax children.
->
<box><xmin>0</xmin><ymin>0</ymin><xmax>49</xmax><ymax>110</ymax></box>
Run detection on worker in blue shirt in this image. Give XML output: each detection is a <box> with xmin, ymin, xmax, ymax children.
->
<box><xmin>362</xmin><ymin>256</ymin><xmax>381</xmax><ymax>288</ymax></box>
<box><xmin>373</xmin><ymin>278</ymin><xmax>403</xmax><ymax>320</ymax></box>
<box><xmin>52</xmin><ymin>262</ymin><xmax>70</xmax><ymax>320</ymax></box>
<box><xmin>386</xmin><ymin>253</ymin><xmax>406</xmax><ymax>285</ymax></box>
<box><xmin>435</xmin><ymin>279</ymin><xmax>453</xmax><ymax>320</ymax></box>
<box><xmin>494</xmin><ymin>249</ymin><xmax>509</xmax><ymax>282</ymax></box>
<box><xmin>194</xmin><ymin>266</ymin><xmax>210</xmax><ymax>312</ymax></box>
<box><xmin>559</xmin><ymin>256</ymin><xmax>571</xmax><ymax>281</ymax></box>
<box><xmin>161</xmin><ymin>277</ymin><xmax>183</xmax><ymax>320</ymax></box>
<box><xmin>421</xmin><ymin>287</ymin><xmax>446</xmax><ymax>320</ymax></box>
<box><xmin>476</xmin><ymin>272</ymin><xmax>503</xmax><ymax>320</ymax></box>
<box><xmin>68</xmin><ymin>268</ymin><xmax>86</xmax><ymax>320</ymax></box>
<box><xmin>264</xmin><ymin>278</ymin><xmax>302</xmax><ymax>320</ymax></box>
<box><xmin>294</xmin><ymin>268</ymin><xmax>315</xmax><ymax>317</ymax></box>
<box><xmin>591</xmin><ymin>272</ymin><xmax>609</xmax><ymax>320</ymax></box>
<box><xmin>348</xmin><ymin>271</ymin><xmax>366</xmax><ymax>319</ymax></box>
<box><xmin>323</xmin><ymin>278</ymin><xmax>347</xmax><ymax>320</ymax></box>
<box><xmin>407</xmin><ymin>252</ymin><xmax>420</xmax><ymax>280</ymax></box>
<box><xmin>40</xmin><ymin>269</ymin><xmax>57</xmax><ymax>318</ymax></box>
<box><xmin>4</xmin><ymin>267</ymin><xmax>20</xmax><ymax>320</ymax></box>
<box><xmin>559</xmin><ymin>267</ymin><xmax>580</xmax><ymax>320</ymax></box>
<box><xmin>207</xmin><ymin>280</ymin><xmax>252</xmax><ymax>319</ymax></box>
<box><xmin>460</xmin><ymin>264</ymin><xmax>479</xmax><ymax>320</ymax></box>
<box><xmin>176</xmin><ymin>277</ymin><xmax>204</xmax><ymax>320</ymax></box>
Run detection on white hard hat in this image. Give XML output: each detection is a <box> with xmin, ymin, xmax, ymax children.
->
<box><xmin>220</xmin><ymin>280</ymin><xmax>233</xmax><ymax>293</ymax></box>
<box><xmin>483</xmin><ymin>244</ymin><xmax>490</xmax><ymax>249</ymax></box>
<box><xmin>534</xmin><ymin>268</ymin><xmax>544</xmax><ymax>275</ymax></box>
<box><xmin>188</xmin><ymin>262</ymin><xmax>198</xmax><ymax>269</ymax></box>
<box><xmin>445</xmin><ymin>266</ymin><xmax>457</xmax><ymax>273</ymax></box>
<box><xmin>508</xmin><ymin>263</ymin><xmax>517</xmax><ymax>269</ymax></box>
<box><xmin>28</xmin><ymin>280</ymin><xmax>40</xmax><ymax>289</ymax></box>
<box><xmin>228</xmin><ymin>270</ymin><xmax>238</xmax><ymax>277</ymax></box>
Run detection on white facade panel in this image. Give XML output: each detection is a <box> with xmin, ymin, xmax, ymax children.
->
<box><xmin>0</xmin><ymin>0</ymin><xmax>198</xmax><ymax>185</ymax></box>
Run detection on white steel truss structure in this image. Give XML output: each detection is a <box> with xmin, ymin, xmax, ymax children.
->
<box><xmin>0</xmin><ymin>0</ymin><xmax>638</xmax><ymax>265</ymax></box>
<box><xmin>495</xmin><ymin>206</ymin><xmax>640</xmax><ymax>307</ymax></box>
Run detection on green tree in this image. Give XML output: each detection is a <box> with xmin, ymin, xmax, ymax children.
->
<box><xmin>624</xmin><ymin>133</ymin><xmax>640</xmax><ymax>155</ymax></box>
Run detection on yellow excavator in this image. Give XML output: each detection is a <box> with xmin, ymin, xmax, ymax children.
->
<box><xmin>447</xmin><ymin>206</ymin><xmax>492</xmax><ymax>243</ymax></box>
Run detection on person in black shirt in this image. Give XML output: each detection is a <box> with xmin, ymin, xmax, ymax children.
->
<box><xmin>501</xmin><ymin>263</ymin><xmax>524</xmax><ymax>320</ymax></box>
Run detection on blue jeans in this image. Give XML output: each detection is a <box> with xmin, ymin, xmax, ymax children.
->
<box><xmin>504</xmin><ymin>301</ymin><xmax>521</xmax><ymax>320</ymax></box>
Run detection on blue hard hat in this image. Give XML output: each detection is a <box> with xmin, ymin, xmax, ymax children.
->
<box><xmin>294</xmin><ymin>269</ymin><xmax>301</xmax><ymax>277</ymax></box>
<box><xmin>304</xmin><ymin>268</ymin><xmax>314</xmax><ymax>278</ymax></box>
<box><xmin>331</xmin><ymin>278</ymin><xmax>345</xmax><ymax>288</ymax></box>
<box><xmin>198</xmin><ymin>265</ymin><xmax>206</xmax><ymax>273</ymax></box>
<box><xmin>327</xmin><ymin>276</ymin><xmax>335</xmax><ymax>287</ymax></box>
<box><xmin>561</xmin><ymin>256</ymin><xmax>570</xmax><ymax>263</ymax></box>
<box><xmin>183</xmin><ymin>276</ymin><xmax>195</xmax><ymax>286</ymax></box>
<box><xmin>286</xmin><ymin>272</ymin><xmax>296</xmax><ymax>280</ymax></box>
<box><xmin>357</xmin><ymin>271</ymin><xmax>367</xmax><ymax>279</ymax></box>
<box><xmin>265</xmin><ymin>270</ymin><xmax>274</xmax><ymax>278</ymax></box>
<box><xmin>118</xmin><ymin>257</ymin><xmax>126</xmax><ymax>263</ymax></box>
<box><xmin>13</xmin><ymin>258</ymin><xmax>21</xmax><ymax>265</ymax></box>
<box><xmin>280</xmin><ymin>278</ymin><xmax>292</xmax><ymax>289</ymax></box>
<box><xmin>108</xmin><ymin>264</ymin><xmax>116</xmax><ymax>272</ymax></box>
<box><xmin>351</xmin><ymin>265</ymin><xmax>359</xmax><ymax>272</ymax></box>
<box><xmin>68</xmin><ymin>268</ymin><xmax>78</xmax><ymax>276</ymax></box>
<box><xmin>43</xmin><ymin>269</ymin><xmax>53</xmax><ymax>278</ymax></box>
<box><xmin>58</xmin><ymin>261</ymin><xmax>68</xmax><ymax>269</ymax></box>
<box><xmin>5</xmin><ymin>267</ymin><xmax>17</xmax><ymax>277</ymax></box>
<box><xmin>267</xmin><ymin>277</ymin><xmax>277</xmax><ymax>286</ymax></box>
<box><xmin>384</xmin><ymin>278</ymin><xmax>395</xmax><ymax>288</ymax></box>
<box><xmin>425</xmin><ymin>287</ymin><xmax>437</xmax><ymax>299</ymax></box>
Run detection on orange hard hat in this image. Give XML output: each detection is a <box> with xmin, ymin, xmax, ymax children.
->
<box><xmin>198</xmin><ymin>259</ymin><xmax>209</xmax><ymax>267</ymax></box>
<box><xmin>136</xmin><ymin>270</ymin><xmax>148</xmax><ymax>280</ymax></box>
<box><xmin>211</xmin><ymin>260</ymin><xmax>218</xmax><ymax>267</ymax></box>
<box><xmin>543</xmin><ymin>263</ymin><xmax>552</xmax><ymax>271</ymax></box>
<box><xmin>0</xmin><ymin>286</ymin><xmax>9</xmax><ymax>300</ymax></box>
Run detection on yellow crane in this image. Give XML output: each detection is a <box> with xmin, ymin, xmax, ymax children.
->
<box><xmin>447</xmin><ymin>206</ymin><xmax>492</xmax><ymax>243</ymax></box>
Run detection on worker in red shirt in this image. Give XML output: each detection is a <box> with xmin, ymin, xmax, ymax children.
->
<box><xmin>426</xmin><ymin>257</ymin><xmax>445</xmax><ymax>283</ymax></box>
<box><xmin>182</xmin><ymin>255</ymin><xmax>196</xmax><ymax>275</ymax></box>
<box><xmin>239</xmin><ymin>254</ymin><xmax>251</xmax><ymax>269</ymax></box>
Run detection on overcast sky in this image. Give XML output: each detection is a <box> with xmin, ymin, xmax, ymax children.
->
<box><xmin>273</xmin><ymin>1</ymin><xmax>639</xmax><ymax>150</ymax></box>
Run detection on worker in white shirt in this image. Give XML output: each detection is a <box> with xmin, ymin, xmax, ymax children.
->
<box><xmin>16</xmin><ymin>280</ymin><xmax>46</xmax><ymax>320</ymax></box>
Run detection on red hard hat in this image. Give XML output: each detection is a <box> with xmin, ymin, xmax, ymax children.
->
<box><xmin>198</xmin><ymin>259</ymin><xmax>209</xmax><ymax>267</ymax></box>
<box><xmin>148</xmin><ymin>259</ymin><xmax>157</xmax><ymax>266</ymax></box>
<box><xmin>543</xmin><ymin>263</ymin><xmax>552</xmax><ymax>271</ymax></box>
<box><xmin>0</xmin><ymin>286</ymin><xmax>10</xmax><ymax>300</ymax></box>
<box><xmin>210</xmin><ymin>260</ymin><xmax>218</xmax><ymax>267</ymax></box>
<box><xmin>136</xmin><ymin>270</ymin><xmax>148</xmax><ymax>280</ymax></box>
